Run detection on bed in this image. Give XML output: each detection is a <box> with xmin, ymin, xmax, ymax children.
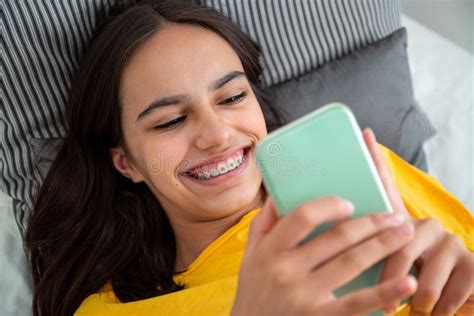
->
<box><xmin>0</xmin><ymin>11</ymin><xmax>472</xmax><ymax>315</ymax></box>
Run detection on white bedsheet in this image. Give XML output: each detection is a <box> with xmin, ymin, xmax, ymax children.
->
<box><xmin>0</xmin><ymin>191</ymin><xmax>32</xmax><ymax>315</ymax></box>
<box><xmin>402</xmin><ymin>15</ymin><xmax>473</xmax><ymax>212</ymax></box>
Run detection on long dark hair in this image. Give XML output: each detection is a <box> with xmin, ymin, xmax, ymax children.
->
<box><xmin>25</xmin><ymin>1</ymin><xmax>284</xmax><ymax>315</ymax></box>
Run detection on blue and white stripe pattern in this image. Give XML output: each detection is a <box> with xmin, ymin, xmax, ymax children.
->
<box><xmin>2</xmin><ymin>0</ymin><xmax>401</xmax><ymax>235</ymax></box>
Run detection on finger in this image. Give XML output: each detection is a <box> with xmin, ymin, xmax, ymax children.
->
<box><xmin>311</xmin><ymin>222</ymin><xmax>415</xmax><ymax>291</ymax></box>
<box><xmin>457</xmin><ymin>295</ymin><xmax>474</xmax><ymax>316</ymax></box>
<box><xmin>265</xmin><ymin>196</ymin><xmax>354</xmax><ymax>251</ymax></box>
<box><xmin>362</xmin><ymin>128</ymin><xmax>394</xmax><ymax>192</ymax></box>
<box><xmin>433</xmin><ymin>262</ymin><xmax>474</xmax><ymax>315</ymax></box>
<box><xmin>434</xmin><ymin>243</ymin><xmax>474</xmax><ymax>315</ymax></box>
<box><xmin>291</xmin><ymin>211</ymin><xmax>406</xmax><ymax>270</ymax></box>
<box><xmin>380</xmin><ymin>219</ymin><xmax>445</xmax><ymax>282</ymax></box>
<box><xmin>410</xmin><ymin>244</ymin><xmax>458</xmax><ymax>313</ymax></box>
<box><xmin>379</xmin><ymin>218</ymin><xmax>446</xmax><ymax>311</ymax></box>
<box><xmin>323</xmin><ymin>275</ymin><xmax>417</xmax><ymax>316</ymax></box>
<box><xmin>246</xmin><ymin>197</ymin><xmax>278</xmax><ymax>251</ymax></box>
<box><xmin>362</xmin><ymin>128</ymin><xmax>407</xmax><ymax>215</ymax></box>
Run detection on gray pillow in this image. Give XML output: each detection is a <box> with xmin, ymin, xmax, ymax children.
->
<box><xmin>266</xmin><ymin>28</ymin><xmax>435</xmax><ymax>170</ymax></box>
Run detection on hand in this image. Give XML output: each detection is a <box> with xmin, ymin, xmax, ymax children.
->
<box><xmin>231</xmin><ymin>196</ymin><xmax>417</xmax><ymax>316</ymax></box>
<box><xmin>362</xmin><ymin>128</ymin><xmax>474</xmax><ymax>314</ymax></box>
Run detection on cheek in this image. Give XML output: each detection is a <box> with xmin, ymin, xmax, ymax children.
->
<box><xmin>140</xmin><ymin>137</ymin><xmax>188</xmax><ymax>183</ymax></box>
<box><xmin>236</xmin><ymin>99</ymin><xmax>268</xmax><ymax>139</ymax></box>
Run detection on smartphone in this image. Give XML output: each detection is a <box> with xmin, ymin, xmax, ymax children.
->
<box><xmin>256</xmin><ymin>103</ymin><xmax>409</xmax><ymax>315</ymax></box>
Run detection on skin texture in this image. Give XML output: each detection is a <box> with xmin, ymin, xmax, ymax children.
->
<box><xmin>109</xmin><ymin>23</ymin><xmax>473</xmax><ymax>315</ymax></box>
<box><xmin>364</xmin><ymin>130</ymin><xmax>474</xmax><ymax>315</ymax></box>
<box><xmin>110</xmin><ymin>23</ymin><xmax>267</xmax><ymax>271</ymax></box>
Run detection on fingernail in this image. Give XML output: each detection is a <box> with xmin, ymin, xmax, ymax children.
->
<box><xmin>369</xmin><ymin>128</ymin><xmax>376</xmax><ymax>139</ymax></box>
<box><xmin>397</xmin><ymin>276</ymin><xmax>417</xmax><ymax>294</ymax></box>
<box><xmin>395</xmin><ymin>223</ymin><xmax>413</xmax><ymax>236</ymax></box>
<box><xmin>346</xmin><ymin>200</ymin><xmax>355</xmax><ymax>213</ymax></box>
<box><xmin>343</xmin><ymin>200</ymin><xmax>355</xmax><ymax>213</ymax></box>
<box><xmin>385</xmin><ymin>213</ymin><xmax>405</xmax><ymax>226</ymax></box>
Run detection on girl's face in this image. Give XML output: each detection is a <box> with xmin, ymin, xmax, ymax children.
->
<box><xmin>111</xmin><ymin>23</ymin><xmax>268</xmax><ymax>222</ymax></box>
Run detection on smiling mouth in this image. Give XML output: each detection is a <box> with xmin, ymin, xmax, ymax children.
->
<box><xmin>183</xmin><ymin>146</ymin><xmax>251</xmax><ymax>181</ymax></box>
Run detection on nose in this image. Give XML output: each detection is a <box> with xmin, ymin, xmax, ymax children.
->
<box><xmin>194</xmin><ymin>109</ymin><xmax>233</xmax><ymax>150</ymax></box>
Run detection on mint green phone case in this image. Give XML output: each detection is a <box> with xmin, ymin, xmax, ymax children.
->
<box><xmin>256</xmin><ymin>103</ymin><xmax>398</xmax><ymax>315</ymax></box>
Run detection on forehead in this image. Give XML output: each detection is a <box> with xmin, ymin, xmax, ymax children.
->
<box><xmin>119</xmin><ymin>23</ymin><xmax>245</xmax><ymax>111</ymax></box>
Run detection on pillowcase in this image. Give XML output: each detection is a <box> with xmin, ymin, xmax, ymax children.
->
<box><xmin>200</xmin><ymin>0</ymin><xmax>403</xmax><ymax>86</ymax></box>
<box><xmin>266</xmin><ymin>27</ymin><xmax>435</xmax><ymax>169</ymax></box>
<box><xmin>27</xmin><ymin>29</ymin><xmax>435</xmax><ymax>188</ymax></box>
<box><xmin>2</xmin><ymin>0</ymin><xmax>111</xmax><ymax>234</ymax></box>
<box><xmin>1</xmin><ymin>0</ymin><xmax>422</xmax><ymax>235</ymax></box>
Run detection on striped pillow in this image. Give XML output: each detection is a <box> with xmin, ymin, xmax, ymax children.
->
<box><xmin>2</xmin><ymin>1</ymin><xmax>114</xmax><ymax>235</ymax></box>
<box><xmin>2</xmin><ymin>0</ymin><xmax>403</xmax><ymax>235</ymax></box>
<box><xmin>200</xmin><ymin>0</ymin><xmax>402</xmax><ymax>86</ymax></box>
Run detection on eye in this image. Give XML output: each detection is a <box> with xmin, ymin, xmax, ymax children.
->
<box><xmin>153</xmin><ymin>116</ymin><xmax>186</xmax><ymax>130</ymax></box>
<box><xmin>219</xmin><ymin>92</ymin><xmax>247</xmax><ymax>105</ymax></box>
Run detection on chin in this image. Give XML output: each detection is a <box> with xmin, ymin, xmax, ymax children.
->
<box><xmin>200</xmin><ymin>183</ymin><xmax>262</xmax><ymax>217</ymax></box>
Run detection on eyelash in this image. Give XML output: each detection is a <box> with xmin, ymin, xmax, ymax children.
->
<box><xmin>153</xmin><ymin>116</ymin><xmax>186</xmax><ymax>130</ymax></box>
<box><xmin>219</xmin><ymin>91</ymin><xmax>247</xmax><ymax>105</ymax></box>
<box><xmin>153</xmin><ymin>92</ymin><xmax>247</xmax><ymax>130</ymax></box>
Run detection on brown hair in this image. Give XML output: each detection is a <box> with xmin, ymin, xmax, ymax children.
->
<box><xmin>25</xmin><ymin>1</ymin><xmax>283</xmax><ymax>315</ymax></box>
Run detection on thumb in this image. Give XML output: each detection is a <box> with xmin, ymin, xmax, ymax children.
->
<box><xmin>246</xmin><ymin>196</ymin><xmax>279</xmax><ymax>251</ymax></box>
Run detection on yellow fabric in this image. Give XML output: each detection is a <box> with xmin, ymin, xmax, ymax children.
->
<box><xmin>75</xmin><ymin>144</ymin><xmax>473</xmax><ymax>315</ymax></box>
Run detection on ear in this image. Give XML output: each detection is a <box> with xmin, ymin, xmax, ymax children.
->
<box><xmin>109</xmin><ymin>146</ymin><xmax>144</xmax><ymax>183</ymax></box>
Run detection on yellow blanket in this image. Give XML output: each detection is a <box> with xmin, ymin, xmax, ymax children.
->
<box><xmin>76</xmin><ymin>144</ymin><xmax>473</xmax><ymax>315</ymax></box>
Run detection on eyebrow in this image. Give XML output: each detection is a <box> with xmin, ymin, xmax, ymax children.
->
<box><xmin>135</xmin><ymin>70</ymin><xmax>246</xmax><ymax>121</ymax></box>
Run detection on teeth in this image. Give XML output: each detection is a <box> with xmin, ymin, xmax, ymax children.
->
<box><xmin>217</xmin><ymin>163</ymin><xmax>228</xmax><ymax>175</ymax></box>
<box><xmin>227</xmin><ymin>158</ymin><xmax>236</xmax><ymax>170</ymax></box>
<box><xmin>188</xmin><ymin>151</ymin><xmax>247</xmax><ymax>180</ymax></box>
<box><xmin>186</xmin><ymin>148</ymin><xmax>251</xmax><ymax>180</ymax></box>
